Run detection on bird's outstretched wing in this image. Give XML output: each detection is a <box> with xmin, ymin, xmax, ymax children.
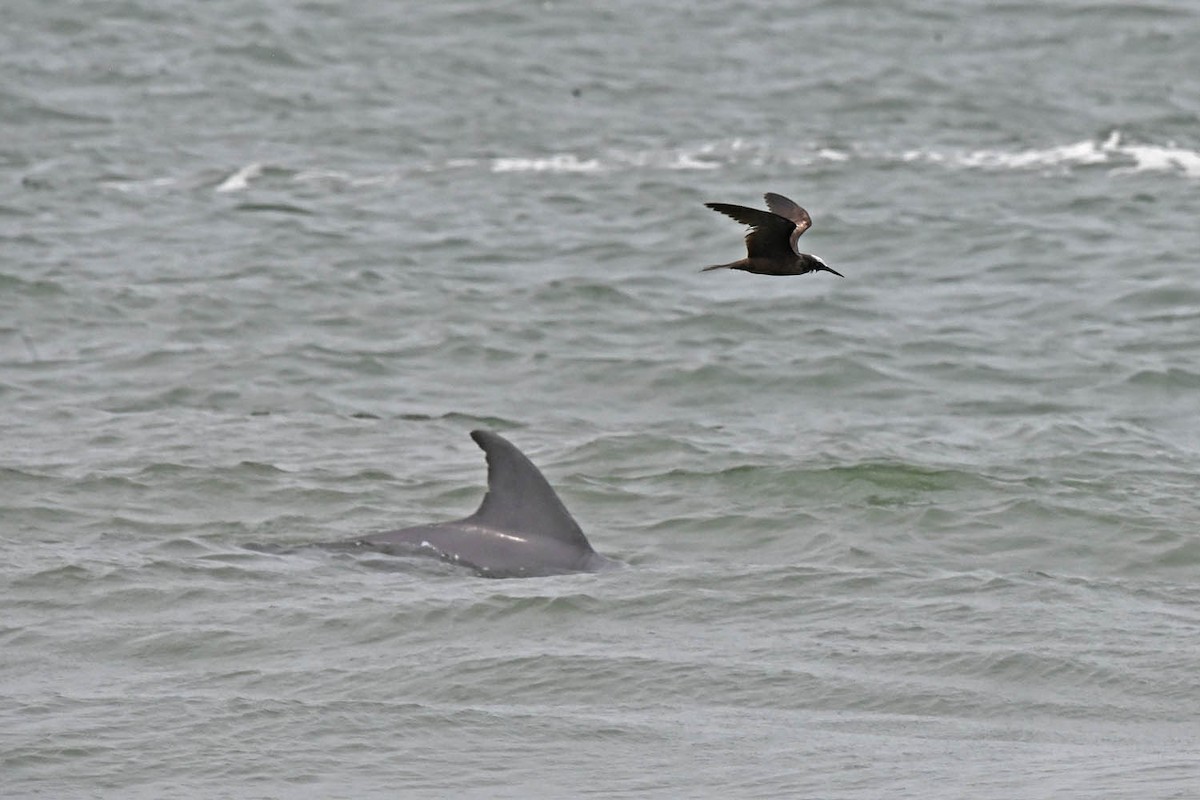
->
<box><xmin>705</xmin><ymin>202</ymin><xmax>796</xmax><ymax>260</ymax></box>
<box><xmin>763</xmin><ymin>193</ymin><xmax>812</xmax><ymax>235</ymax></box>
<box><xmin>764</xmin><ymin>193</ymin><xmax>812</xmax><ymax>254</ymax></box>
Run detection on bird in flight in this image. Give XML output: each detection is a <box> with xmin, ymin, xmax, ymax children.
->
<box><xmin>703</xmin><ymin>192</ymin><xmax>843</xmax><ymax>277</ymax></box>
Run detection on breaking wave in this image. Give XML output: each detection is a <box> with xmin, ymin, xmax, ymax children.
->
<box><xmin>103</xmin><ymin>131</ymin><xmax>1199</xmax><ymax>195</ymax></box>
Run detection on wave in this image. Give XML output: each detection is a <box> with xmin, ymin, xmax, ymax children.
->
<box><xmin>911</xmin><ymin>131</ymin><xmax>1200</xmax><ymax>177</ymax></box>
<box><xmin>470</xmin><ymin>132</ymin><xmax>1200</xmax><ymax>178</ymax></box>
<box><xmin>102</xmin><ymin>130</ymin><xmax>1199</xmax><ymax>196</ymax></box>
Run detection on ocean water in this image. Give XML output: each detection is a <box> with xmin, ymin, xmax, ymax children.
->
<box><xmin>3</xmin><ymin>1</ymin><xmax>1199</xmax><ymax>797</ymax></box>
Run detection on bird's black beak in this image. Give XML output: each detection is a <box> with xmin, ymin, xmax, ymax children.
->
<box><xmin>821</xmin><ymin>264</ymin><xmax>844</xmax><ymax>278</ymax></box>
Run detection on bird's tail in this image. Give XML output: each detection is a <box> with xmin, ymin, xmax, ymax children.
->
<box><xmin>701</xmin><ymin>262</ymin><xmax>734</xmax><ymax>272</ymax></box>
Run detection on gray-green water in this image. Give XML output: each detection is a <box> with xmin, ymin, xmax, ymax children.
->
<box><xmin>4</xmin><ymin>1</ymin><xmax>1199</xmax><ymax>797</ymax></box>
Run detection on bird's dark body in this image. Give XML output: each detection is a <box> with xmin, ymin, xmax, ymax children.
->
<box><xmin>703</xmin><ymin>253</ymin><xmax>832</xmax><ymax>276</ymax></box>
<box><xmin>703</xmin><ymin>192</ymin><xmax>843</xmax><ymax>278</ymax></box>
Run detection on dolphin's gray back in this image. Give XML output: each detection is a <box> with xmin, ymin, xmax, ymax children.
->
<box><xmin>369</xmin><ymin>522</ymin><xmax>614</xmax><ymax>577</ymax></box>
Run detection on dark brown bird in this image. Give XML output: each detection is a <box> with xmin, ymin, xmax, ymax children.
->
<box><xmin>703</xmin><ymin>192</ymin><xmax>843</xmax><ymax>277</ymax></box>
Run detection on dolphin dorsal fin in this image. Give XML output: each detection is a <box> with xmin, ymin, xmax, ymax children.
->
<box><xmin>465</xmin><ymin>430</ymin><xmax>592</xmax><ymax>551</ymax></box>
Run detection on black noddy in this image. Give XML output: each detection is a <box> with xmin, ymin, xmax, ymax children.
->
<box><xmin>703</xmin><ymin>192</ymin><xmax>843</xmax><ymax>277</ymax></box>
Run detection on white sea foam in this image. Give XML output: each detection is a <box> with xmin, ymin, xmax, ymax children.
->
<box><xmin>913</xmin><ymin>131</ymin><xmax>1200</xmax><ymax>177</ymax></box>
<box><xmin>105</xmin><ymin>132</ymin><xmax>1198</xmax><ymax>197</ymax></box>
<box><xmin>104</xmin><ymin>176</ymin><xmax>180</xmax><ymax>193</ymax></box>
<box><xmin>955</xmin><ymin>139</ymin><xmax>1113</xmax><ymax>170</ymax></box>
<box><xmin>481</xmin><ymin>132</ymin><xmax>1198</xmax><ymax>178</ymax></box>
<box><xmin>666</xmin><ymin>151</ymin><xmax>722</xmax><ymax>170</ymax></box>
<box><xmin>491</xmin><ymin>154</ymin><xmax>602</xmax><ymax>173</ymax></box>
<box><xmin>214</xmin><ymin>162</ymin><xmax>263</xmax><ymax>192</ymax></box>
<box><xmin>818</xmin><ymin>148</ymin><xmax>850</xmax><ymax>162</ymax></box>
<box><xmin>1118</xmin><ymin>141</ymin><xmax>1200</xmax><ymax>178</ymax></box>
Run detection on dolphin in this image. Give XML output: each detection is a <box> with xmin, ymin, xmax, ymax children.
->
<box><xmin>344</xmin><ymin>430</ymin><xmax>617</xmax><ymax>578</ymax></box>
